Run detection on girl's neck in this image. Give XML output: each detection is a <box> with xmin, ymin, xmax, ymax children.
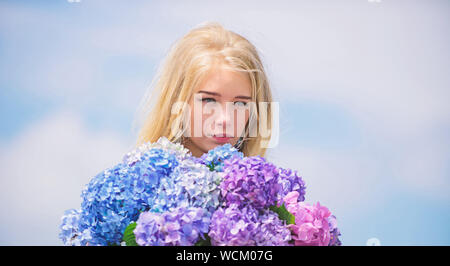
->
<box><xmin>182</xmin><ymin>139</ymin><xmax>204</xmax><ymax>158</ymax></box>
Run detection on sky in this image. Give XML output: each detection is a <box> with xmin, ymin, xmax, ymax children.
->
<box><xmin>0</xmin><ymin>0</ymin><xmax>449</xmax><ymax>245</ymax></box>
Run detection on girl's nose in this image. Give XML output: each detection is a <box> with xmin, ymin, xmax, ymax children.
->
<box><xmin>214</xmin><ymin>103</ymin><xmax>235</xmax><ymax>136</ymax></box>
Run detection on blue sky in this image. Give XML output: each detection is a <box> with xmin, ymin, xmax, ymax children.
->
<box><xmin>0</xmin><ymin>0</ymin><xmax>449</xmax><ymax>245</ymax></box>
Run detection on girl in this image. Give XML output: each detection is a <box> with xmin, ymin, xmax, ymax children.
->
<box><xmin>134</xmin><ymin>22</ymin><xmax>275</xmax><ymax>158</ymax></box>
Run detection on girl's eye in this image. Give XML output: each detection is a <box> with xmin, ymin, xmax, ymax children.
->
<box><xmin>234</xmin><ymin>101</ymin><xmax>247</xmax><ymax>107</ymax></box>
<box><xmin>201</xmin><ymin>98</ymin><xmax>216</xmax><ymax>103</ymax></box>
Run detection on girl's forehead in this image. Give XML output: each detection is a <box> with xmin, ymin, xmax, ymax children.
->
<box><xmin>193</xmin><ymin>68</ymin><xmax>252</xmax><ymax>97</ymax></box>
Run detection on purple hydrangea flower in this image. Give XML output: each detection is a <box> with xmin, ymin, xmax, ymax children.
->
<box><xmin>277</xmin><ymin>167</ymin><xmax>306</xmax><ymax>205</ymax></box>
<box><xmin>219</xmin><ymin>156</ymin><xmax>307</xmax><ymax>210</ymax></box>
<box><xmin>220</xmin><ymin>156</ymin><xmax>283</xmax><ymax>209</ymax></box>
<box><xmin>328</xmin><ymin>215</ymin><xmax>342</xmax><ymax>246</ymax></box>
<box><xmin>134</xmin><ymin>206</ymin><xmax>211</xmax><ymax>246</ymax></box>
<box><xmin>208</xmin><ymin>204</ymin><xmax>291</xmax><ymax>246</ymax></box>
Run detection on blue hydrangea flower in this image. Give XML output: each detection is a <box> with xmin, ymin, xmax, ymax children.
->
<box><xmin>123</xmin><ymin>136</ymin><xmax>191</xmax><ymax>166</ymax></box>
<box><xmin>62</xmin><ymin>147</ymin><xmax>179</xmax><ymax>246</ymax></box>
<box><xmin>152</xmin><ymin>158</ymin><xmax>222</xmax><ymax>214</ymax></box>
<box><xmin>59</xmin><ymin>209</ymin><xmax>93</xmax><ymax>246</ymax></box>
<box><xmin>60</xmin><ymin>137</ymin><xmax>223</xmax><ymax>246</ymax></box>
<box><xmin>196</xmin><ymin>143</ymin><xmax>243</xmax><ymax>172</ymax></box>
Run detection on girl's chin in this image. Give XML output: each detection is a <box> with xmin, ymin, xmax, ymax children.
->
<box><xmin>190</xmin><ymin>137</ymin><xmax>236</xmax><ymax>153</ymax></box>
<box><xmin>208</xmin><ymin>137</ymin><xmax>235</xmax><ymax>146</ymax></box>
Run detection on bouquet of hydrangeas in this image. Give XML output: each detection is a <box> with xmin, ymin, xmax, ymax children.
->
<box><xmin>60</xmin><ymin>137</ymin><xmax>341</xmax><ymax>246</ymax></box>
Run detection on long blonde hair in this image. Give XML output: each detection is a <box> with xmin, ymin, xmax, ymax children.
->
<box><xmin>133</xmin><ymin>21</ymin><xmax>274</xmax><ymax>157</ymax></box>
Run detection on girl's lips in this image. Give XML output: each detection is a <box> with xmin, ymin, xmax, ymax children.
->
<box><xmin>212</xmin><ymin>136</ymin><xmax>231</xmax><ymax>143</ymax></box>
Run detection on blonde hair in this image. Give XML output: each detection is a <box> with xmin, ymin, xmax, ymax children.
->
<box><xmin>133</xmin><ymin>21</ymin><xmax>274</xmax><ymax>157</ymax></box>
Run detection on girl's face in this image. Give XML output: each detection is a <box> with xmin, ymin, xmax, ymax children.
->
<box><xmin>184</xmin><ymin>67</ymin><xmax>252</xmax><ymax>157</ymax></box>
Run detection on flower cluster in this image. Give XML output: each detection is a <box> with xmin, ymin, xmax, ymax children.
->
<box><xmin>60</xmin><ymin>136</ymin><xmax>342</xmax><ymax>246</ymax></box>
<box><xmin>283</xmin><ymin>191</ymin><xmax>342</xmax><ymax>246</ymax></box>
<box><xmin>208</xmin><ymin>204</ymin><xmax>291</xmax><ymax>246</ymax></box>
<box><xmin>218</xmin><ymin>156</ymin><xmax>306</xmax><ymax>210</ymax></box>
<box><xmin>200</xmin><ymin>148</ymin><xmax>307</xmax><ymax>246</ymax></box>
<box><xmin>134</xmin><ymin>206</ymin><xmax>210</xmax><ymax>246</ymax></box>
<box><xmin>277</xmin><ymin>167</ymin><xmax>306</xmax><ymax>204</ymax></box>
<box><xmin>60</xmin><ymin>137</ymin><xmax>221</xmax><ymax>246</ymax></box>
<box><xmin>151</xmin><ymin>158</ymin><xmax>222</xmax><ymax>213</ymax></box>
<box><xmin>62</xmin><ymin>148</ymin><xmax>179</xmax><ymax>246</ymax></box>
<box><xmin>195</xmin><ymin>143</ymin><xmax>243</xmax><ymax>171</ymax></box>
<box><xmin>59</xmin><ymin>209</ymin><xmax>92</xmax><ymax>246</ymax></box>
<box><xmin>328</xmin><ymin>215</ymin><xmax>342</xmax><ymax>246</ymax></box>
<box><xmin>198</xmin><ymin>144</ymin><xmax>339</xmax><ymax>246</ymax></box>
<box><xmin>122</xmin><ymin>136</ymin><xmax>190</xmax><ymax>166</ymax></box>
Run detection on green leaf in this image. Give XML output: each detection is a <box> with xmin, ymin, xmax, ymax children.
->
<box><xmin>270</xmin><ymin>203</ymin><xmax>295</xmax><ymax>225</ymax></box>
<box><xmin>208</xmin><ymin>162</ymin><xmax>215</xmax><ymax>171</ymax></box>
<box><xmin>122</xmin><ymin>222</ymin><xmax>138</xmax><ymax>246</ymax></box>
<box><xmin>194</xmin><ymin>234</ymin><xmax>211</xmax><ymax>246</ymax></box>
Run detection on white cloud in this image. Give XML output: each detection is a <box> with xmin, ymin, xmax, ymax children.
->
<box><xmin>0</xmin><ymin>110</ymin><xmax>132</xmax><ymax>245</ymax></box>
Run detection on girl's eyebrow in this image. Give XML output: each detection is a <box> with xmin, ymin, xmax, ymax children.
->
<box><xmin>198</xmin><ymin>90</ymin><xmax>220</xmax><ymax>96</ymax></box>
<box><xmin>198</xmin><ymin>90</ymin><xmax>251</xmax><ymax>100</ymax></box>
<box><xmin>235</xmin><ymin>95</ymin><xmax>252</xmax><ymax>100</ymax></box>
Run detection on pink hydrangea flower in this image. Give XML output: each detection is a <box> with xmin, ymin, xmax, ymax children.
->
<box><xmin>283</xmin><ymin>191</ymin><xmax>333</xmax><ymax>246</ymax></box>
